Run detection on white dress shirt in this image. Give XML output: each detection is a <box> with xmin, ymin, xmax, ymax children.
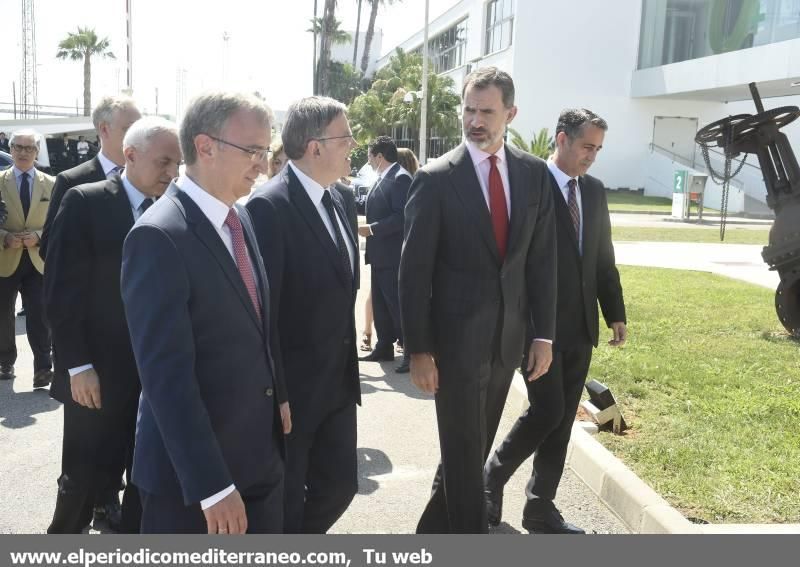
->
<box><xmin>547</xmin><ymin>159</ymin><xmax>583</xmax><ymax>254</ymax></box>
<box><xmin>96</xmin><ymin>151</ymin><xmax>123</xmax><ymax>178</ymax></box>
<box><xmin>67</xmin><ymin>173</ymin><xmax>153</xmax><ymax>379</ymax></box>
<box><xmin>288</xmin><ymin>162</ymin><xmax>357</xmax><ymax>272</ymax></box>
<box><xmin>465</xmin><ymin>140</ymin><xmax>511</xmax><ymax>219</ymax></box>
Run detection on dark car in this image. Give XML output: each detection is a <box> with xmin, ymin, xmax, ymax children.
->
<box><xmin>0</xmin><ymin>151</ymin><xmax>12</xmax><ymax>171</ymax></box>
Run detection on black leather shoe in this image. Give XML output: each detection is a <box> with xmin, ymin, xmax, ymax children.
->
<box><xmin>395</xmin><ymin>356</ymin><xmax>410</xmax><ymax>373</ymax></box>
<box><xmin>0</xmin><ymin>364</ymin><xmax>14</xmax><ymax>380</ymax></box>
<box><xmin>16</xmin><ymin>309</ymin><xmax>25</xmax><ymax>317</ymax></box>
<box><xmin>485</xmin><ymin>486</ymin><xmax>503</xmax><ymax>527</ymax></box>
<box><xmin>359</xmin><ymin>349</ymin><xmax>394</xmax><ymax>362</ymax></box>
<box><xmin>33</xmin><ymin>369</ymin><xmax>53</xmax><ymax>389</ymax></box>
<box><xmin>94</xmin><ymin>497</ymin><xmax>123</xmax><ymax>532</ymax></box>
<box><xmin>522</xmin><ymin>499</ymin><xmax>585</xmax><ymax>534</ymax></box>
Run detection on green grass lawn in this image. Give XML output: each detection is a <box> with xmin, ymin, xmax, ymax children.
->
<box><xmin>589</xmin><ymin>266</ymin><xmax>800</xmax><ymax>523</ymax></box>
<box><xmin>612</xmin><ymin>226</ymin><xmax>771</xmax><ymax>245</ymax></box>
<box><xmin>606</xmin><ymin>191</ymin><xmax>718</xmax><ymax>216</ymax></box>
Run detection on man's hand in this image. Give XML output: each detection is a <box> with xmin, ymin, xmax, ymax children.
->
<box><xmin>4</xmin><ymin>233</ymin><xmax>22</xmax><ymax>249</ymax></box>
<box><xmin>71</xmin><ymin>367</ymin><xmax>102</xmax><ymax>409</ymax></box>
<box><xmin>526</xmin><ymin>340</ymin><xmax>553</xmax><ymax>382</ymax></box>
<box><xmin>357</xmin><ymin>224</ymin><xmax>372</xmax><ymax>238</ymax></box>
<box><xmin>21</xmin><ymin>232</ymin><xmax>39</xmax><ymax>248</ymax></box>
<box><xmin>279</xmin><ymin>402</ymin><xmax>292</xmax><ymax>434</ymax></box>
<box><xmin>204</xmin><ymin>490</ymin><xmax>247</xmax><ymax>535</ymax></box>
<box><xmin>410</xmin><ymin>353</ymin><xmax>438</xmax><ymax>395</ymax></box>
<box><xmin>608</xmin><ymin>322</ymin><xmax>627</xmax><ymax>347</ymax></box>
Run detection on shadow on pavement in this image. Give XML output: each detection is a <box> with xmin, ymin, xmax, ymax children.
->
<box><xmin>359</xmin><ymin>361</ymin><xmax>432</xmax><ymax>400</ymax></box>
<box><xmin>356</xmin><ymin>447</ymin><xmax>392</xmax><ymax>495</ymax></box>
<box><xmin>0</xmin><ymin>382</ymin><xmax>60</xmax><ymax>429</ymax></box>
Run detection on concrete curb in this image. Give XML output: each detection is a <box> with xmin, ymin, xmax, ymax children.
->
<box><xmin>507</xmin><ymin>375</ymin><xmax>800</xmax><ymax>534</ymax></box>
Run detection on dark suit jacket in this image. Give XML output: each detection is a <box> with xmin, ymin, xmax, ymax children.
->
<box><xmin>364</xmin><ymin>162</ymin><xmax>411</xmax><ymax>268</ymax></box>
<box><xmin>399</xmin><ymin>143</ymin><xmax>557</xmax><ymax>371</ymax></box>
<box><xmin>44</xmin><ymin>175</ymin><xmax>139</xmax><ymax>408</ymax></box>
<box><xmin>334</xmin><ymin>182</ymin><xmax>358</xmax><ymax>238</ymax></box>
<box><xmin>40</xmin><ymin>156</ymin><xmax>105</xmax><ymax>260</ymax></box>
<box><xmin>246</xmin><ymin>165</ymin><xmax>361</xmax><ymax>434</ymax></box>
<box><xmin>549</xmin><ymin>172</ymin><xmax>626</xmax><ymax>350</ymax></box>
<box><xmin>121</xmin><ymin>183</ymin><xmax>285</xmax><ymax>506</ymax></box>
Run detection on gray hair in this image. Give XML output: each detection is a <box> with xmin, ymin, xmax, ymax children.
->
<box><xmin>462</xmin><ymin>66</ymin><xmax>515</xmax><ymax>108</ymax></box>
<box><xmin>91</xmin><ymin>96</ymin><xmax>139</xmax><ymax>130</ymax></box>
<box><xmin>9</xmin><ymin>129</ymin><xmax>40</xmax><ymax>147</ymax></box>
<box><xmin>123</xmin><ymin>116</ymin><xmax>179</xmax><ymax>152</ymax></box>
<box><xmin>282</xmin><ymin>96</ymin><xmax>347</xmax><ymax>160</ymax></box>
<box><xmin>556</xmin><ymin>108</ymin><xmax>608</xmax><ymax>141</ymax></box>
<box><xmin>180</xmin><ymin>92</ymin><xmax>273</xmax><ymax>166</ymax></box>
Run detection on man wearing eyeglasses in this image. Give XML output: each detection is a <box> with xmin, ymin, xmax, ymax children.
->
<box><xmin>247</xmin><ymin>96</ymin><xmax>360</xmax><ymax>533</ymax></box>
<box><xmin>0</xmin><ymin>130</ymin><xmax>54</xmax><ymax>388</ymax></box>
<box><xmin>121</xmin><ymin>92</ymin><xmax>289</xmax><ymax>534</ymax></box>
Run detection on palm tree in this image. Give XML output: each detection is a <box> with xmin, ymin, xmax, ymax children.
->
<box><xmin>317</xmin><ymin>0</ymin><xmax>338</xmax><ymax>96</ymax></box>
<box><xmin>508</xmin><ymin>127</ymin><xmax>554</xmax><ymax>160</ymax></box>
<box><xmin>353</xmin><ymin>0</ymin><xmax>363</xmax><ymax>67</ymax></box>
<box><xmin>361</xmin><ymin>0</ymin><xmax>398</xmax><ymax>75</ymax></box>
<box><xmin>307</xmin><ymin>17</ymin><xmax>352</xmax><ymax>45</ymax></box>
<box><xmin>56</xmin><ymin>27</ymin><xmax>115</xmax><ymax>116</ymax></box>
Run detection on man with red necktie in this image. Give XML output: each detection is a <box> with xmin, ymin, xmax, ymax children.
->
<box><xmin>399</xmin><ymin>67</ymin><xmax>557</xmax><ymax>533</ymax></box>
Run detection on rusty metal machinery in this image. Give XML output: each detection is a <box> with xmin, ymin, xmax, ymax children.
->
<box><xmin>695</xmin><ymin>82</ymin><xmax>800</xmax><ymax>337</ymax></box>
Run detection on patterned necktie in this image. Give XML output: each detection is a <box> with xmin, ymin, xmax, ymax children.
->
<box><xmin>567</xmin><ymin>179</ymin><xmax>581</xmax><ymax>241</ymax></box>
<box><xmin>139</xmin><ymin>198</ymin><xmax>153</xmax><ymax>214</ymax></box>
<box><xmin>487</xmin><ymin>155</ymin><xmax>508</xmax><ymax>261</ymax></box>
<box><xmin>108</xmin><ymin>165</ymin><xmax>124</xmax><ymax>179</ymax></box>
<box><xmin>19</xmin><ymin>172</ymin><xmax>31</xmax><ymax>218</ymax></box>
<box><xmin>224</xmin><ymin>209</ymin><xmax>261</xmax><ymax>321</ymax></box>
<box><xmin>321</xmin><ymin>190</ymin><xmax>353</xmax><ymax>281</ymax></box>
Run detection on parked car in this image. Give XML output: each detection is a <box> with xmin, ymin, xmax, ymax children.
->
<box><xmin>0</xmin><ymin>151</ymin><xmax>12</xmax><ymax>170</ymax></box>
<box><xmin>351</xmin><ymin>162</ymin><xmax>377</xmax><ymax>215</ymax></box>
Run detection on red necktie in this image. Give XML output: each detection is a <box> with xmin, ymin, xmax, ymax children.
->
<box><xmin>224</xmin><ymin>209</ymin><xmax>262</xmax><ymax>322</ymax></box>
<box><xmin>488</xmin><ymin>155</ymin><xmax>509</xmax><ymax>260</ymax></box>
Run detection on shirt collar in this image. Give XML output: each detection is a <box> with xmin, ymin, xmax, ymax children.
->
<box><xmin>288</xmin><ymin>161</ymin><xmax>329</xmax><ymax>205</ymax></box>
<box><xmin>97</xmin><ymin>151</ymin><xmax>123</xmax><ymax>176</ymax></box>
<box><xmin>465</xmin><ymin>139</ymin><xmax>506</xmax><ymax>167</ymax></box>
<box><xmin>12</xmin><ymin>165</ymin><xmax>35</xmax><ymax>179</ymax></box>
<box><xmin>547</xmin><ymin>158</ymin><xmax>575</xmax><ymax>190</ymax></box>
<box><xmin>119</xmin><ymin>172</ymin><xmax>149</xmax><ymax>211</ymax></box>
<box><xmin>176</xmin><ymin>174</ymin><xmax>232</xmax><ymax>231</ymax></box>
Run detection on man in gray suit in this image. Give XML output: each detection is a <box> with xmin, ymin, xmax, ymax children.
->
<box><xmin>399</xmin><ymin>67</ymin><xmax>557</xmax><ymax>533</ymax></box>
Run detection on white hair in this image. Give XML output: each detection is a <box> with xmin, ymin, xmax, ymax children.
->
<box><xmin>92</xmin><ymin>96</ymin><xmax>139</xmax><ymax>130</ymax></box>
<box><xmin>10</xmin><ymin>129</ymin><xmax>40</xmax><ymax>147</ymax></box>
<box><xmin>123</xmin><ymin>116</ymin><xmax>179</xmax><ymax>152</ymax></box>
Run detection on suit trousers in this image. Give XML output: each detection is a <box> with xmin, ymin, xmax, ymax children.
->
<box><xmin>47</xmin><ymin>386</ymin><xmax>141</xmax><ymax>533</ymax></box>
<box><xmin>139</xmin><ymin>455</ymin><xmax>284</xmax><ymax>534</ymax></box>
<box><xmin>484</xmin><ymin>345</ymin><xmax>593</xmax><ymax>508</ymax></box>
<box><xmin>283</xmin><ymin>402</ymin><xmax>358</xmax><ymax>533</ymax></box>
<box><xmin>370</xmin><ymin>266</ymin><xmax>402</xmax><ymax>352</ymax></box>
<box><xmin>417</xmin><ymin>353</ymin><xmax>516</xmax><ymax>533</ymax></box>
<box><xmin>0</xmin><ymin>252</ymin><xmax>51</xmax><ymax>371</ymax></box>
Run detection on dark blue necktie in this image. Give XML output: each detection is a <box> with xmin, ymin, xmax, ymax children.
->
<box><xmin>20</xmin><ymin>173</ymin><xmax>30</xmax><ymax>218</ymax></box>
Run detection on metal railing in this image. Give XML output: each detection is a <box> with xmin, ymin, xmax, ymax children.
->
<box><xmin>648</xmin><ymin>142</ymin><xmax>753</xmax><ymax>190</ymax></box>
<box><xmin>0</xmin><ymin>101</ymin><xmax>84</xmax><ymax>118</ymax></box>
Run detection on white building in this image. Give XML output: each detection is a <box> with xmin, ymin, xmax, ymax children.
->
<box><xmin>377</xmin><ymin>0</ymin><xmax>800</xmax><ymax>214</ymax></box>
<box><xmin>330</xmin><ymin>29</ymin><xmax>384</xmax><ymax>77</ymax></box>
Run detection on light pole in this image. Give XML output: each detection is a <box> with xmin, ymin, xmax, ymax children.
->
<box><xmin>419</xmin><ymin>0</ymin><xmax>430</xmax><ymax>164</ymax></box>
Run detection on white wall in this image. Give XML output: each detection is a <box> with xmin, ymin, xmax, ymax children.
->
<box><xmin>330</xmin><ymin>29</ymin><xmax>383</xmax><ymax>76</ymax></box>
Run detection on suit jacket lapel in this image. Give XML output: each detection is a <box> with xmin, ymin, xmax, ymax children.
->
<box><xmin>505</xmin><ymin>147</ymin><xmax>526</xmax><ymax>260</ymax></box>
<box><xmin>448</xmin><ymin>144</ymin><xmax>501</xmax><ymax>264</ymax></box>
<box><xmin>171</xmin><ymin>185</ymin><xmax>263</xmax><ymax>334</ymax></box>
<box><xmin>237</xmin><ymin>203</ymin><xmax>271</xmax><ymax>335</ymax></box>
<box><xmin>285</xmin><ymin>167</ymin><xmax>352</xmax><ymax>287</ymax></box>
<box><xmin>549</xmin><ymin>172</ymin><xmax>580</xmax><ymax>254</ymax></box>
<box><xmin>331</xmin><ymin>189</ymin><xmax>359</xmax><ymax>292</ymax></box>
<box><xmin>3</xmin><ymin>171</ymin><xmax>24</xmax><ymax>221</ymax></box>
<box><xmin>578</xmin><ymin>176</ymin><xmax>596</xmax><ymax>265</ymax></box>
<box><xmin>27</xmin><ymin>172</ymin><xmax>46</xmax><ymax>223</ymax></box>
<box><xmin>104</xmin><ymin>177</ymin><xmax>135</xmax><ymax>239</ymax></box>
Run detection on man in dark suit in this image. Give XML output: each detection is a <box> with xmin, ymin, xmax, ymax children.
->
<box><xmin>44</xmin><ymin>117</ymin><xmax>182</xmax><ymax>534</ymax></box>
<box><xmin>358</xmin><ymin>136</ymin><xmax>412</xmax><ymax>373</ymax></box>
<box><xmin>484</xmin><ymin>108</ymin><xmax>627</xmax><ymax>534</ymax></box>
<box><xmin>247</xmin><ymin>96</ymin><xmax>360</xmax><ymax>534</ymax></box>
<box><xmin>121</xmin><ymin>92</ymin><xmax>289</xmax><ymax>534</ymax></box>
<box><xmin>40</xmin><ymin>96</ymin><xmax>141</xmax><ymax>260</ymax></box>
<box><xmin>399</xmin><ymin>67</ymin><xmax>557</xmax><ymax>533</ymax></box>
<box><xmin>42</xmin><ymin>96</ymin><xmax>141</xmax><ymax>530</ymax></box>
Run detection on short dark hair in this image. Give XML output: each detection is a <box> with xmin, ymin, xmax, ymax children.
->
<box><xmin>555</xmin><ymin>108</ymin><xmax>608</xmax><ymax>141</ymax></box>
<box><xmin>461</xmin><ymin>66</ymin><xmax>515</xmax><ymax>108</ymax></box>
<box><xmin>368</xmin><ymin>135</ymin><xmax>398</xmax><ymax>162</ymax></box>
<box><xmin>282</xmin><ymin>96</ymin><xmax>347</xmax><ymax>160</ymax></box>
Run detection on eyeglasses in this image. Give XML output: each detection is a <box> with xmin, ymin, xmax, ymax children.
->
<box><xmin>205</xmin><ymin>134</ymin><xmax>269</xmax><ymax>163</ymax></box>
<box><xmin>312</xmin><ymin>134</ymin><xmax>355</xmax><ymax>143</ymax></box>
<box><xmin>10</xmin><ymin>144</ymin><xmax>37</xmax><ymax>154</ymax></box>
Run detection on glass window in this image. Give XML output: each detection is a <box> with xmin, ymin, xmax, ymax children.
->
<box><xmin>485</xmin><ymin>0</ymin><xmax>514</xmax><ymax>54</ymax></box>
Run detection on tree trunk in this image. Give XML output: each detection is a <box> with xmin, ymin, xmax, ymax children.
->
<box><xmin>318</xmin><ymin>0</ymin><xmax>337</xmax><ymax>96</ymax></box>
<box><xmin>83</xmin><ymin>52</ymin><xmax>91</xmax><ymax>116</ymax></box>
<box><xmin>360</xmin><ymin>0</ymin><xmax>379</xmax><ymax>75</ymax></box>
<box><xmin>353</xmin><ymin>0</ymin><xmax>363</xmax><ymax>68</ymax></box>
